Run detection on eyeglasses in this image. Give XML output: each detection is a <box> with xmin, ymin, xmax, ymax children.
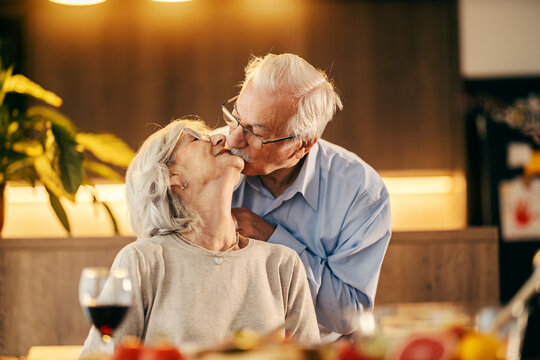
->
<box><xmin>221</xmin><ymin>95</ymin><xmax>295</xmax><ymax>150</ymax></box>
<box><xmin>165</xmin><ymin>127</ymin><xmax>211</xmax><ymax>163</ymax></box>
<box><xmin>182</xmin><ymin>128</ymin><xmax>210</xmax><ymax>142</ymax></box>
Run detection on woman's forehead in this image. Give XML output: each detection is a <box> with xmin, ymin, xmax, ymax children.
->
<box><xmin>181</xmin><ymin>121</ymin><xmax>209</xmax><ymax>134</ymax></box>
<box><xmin>174</xmin><ymin>127</ymin><xmax>208</xmax><ymax>148</ymax></box>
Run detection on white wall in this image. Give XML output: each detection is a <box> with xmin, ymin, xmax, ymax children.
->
<box><xmin>459</xmin><ymin>0</ymin><xmax>540</xmax><ymax>78</ymax></box>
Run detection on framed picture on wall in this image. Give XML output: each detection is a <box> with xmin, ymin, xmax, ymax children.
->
<box><xmin>499</xmin><ymin>177</ymin><xmax>540</xmax><ymax>241</ymax></box>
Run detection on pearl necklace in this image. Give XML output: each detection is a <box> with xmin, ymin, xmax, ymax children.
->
<box><xmin>177</xmin><ymin>232</ymin><xmax>240</xmax><ymax>265</ymax></box>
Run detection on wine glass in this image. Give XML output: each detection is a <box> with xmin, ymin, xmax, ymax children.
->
<box><xmin>79</xmin><ymin>267</ymin><xmax>132</xmax><ymax>343</ymax></box>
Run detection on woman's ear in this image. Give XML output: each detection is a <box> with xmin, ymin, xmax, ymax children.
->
<box><xmin>169</xmin><ymin>172</ymin><xmax>183</xmax><ymax>187</ymax></box>
<box><xmin>171</xmin><ymin>171</ymin><xmax>189</xmax><ymax>190</ymax></box>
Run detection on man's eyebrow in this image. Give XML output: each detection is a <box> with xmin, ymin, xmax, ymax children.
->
<box><xmin>233</xmin><ymin>105</ymin><xmax>268</xmax><ymax>131</ymax></box>
<box><xmin>252</xmin><ymin>124</ymin><xmax>267</xmax><ymax>130</ymax></box>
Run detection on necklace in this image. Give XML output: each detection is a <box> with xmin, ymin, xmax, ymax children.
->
<box><xmin>177</xmin><ymin>232</ymin><xmax>239</xmax><ymax>265</ymax></box>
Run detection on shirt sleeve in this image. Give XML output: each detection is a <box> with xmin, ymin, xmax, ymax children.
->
<box><xmin>283</xmin><ymin>253</ymin><xmax>321</xmax><ymax>345</ymax></box>
<box><xmin>80</xmin><ymin>244</ymin><xmax>148</xmax><ymax>358</ymax></box>
<box><xmin>269</xmin><ymin>188</ymin><xmax>392</xmax><ymax>335</ymax></box>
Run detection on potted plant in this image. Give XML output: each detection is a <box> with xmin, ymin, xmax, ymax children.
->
<box><xmin>0</xmin><ymin>60</ymin><xmax>135</xmax><ymax>236</ymax></box>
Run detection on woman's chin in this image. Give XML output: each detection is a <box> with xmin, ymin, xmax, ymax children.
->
<box><xmin>220</xmin><ymin>163</ymin><xmax>243</xmax><ymax>181</ymax></box>
<box><xmin>232</xmin><ymin>157</ymin><xmax>245</xmax><ymax>172</ymax></box>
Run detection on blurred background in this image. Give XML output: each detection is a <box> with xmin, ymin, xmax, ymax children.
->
<box><xmin>2</xmin><ymin>0</ymin><xmax>468</xmax><ymax>237</ymax></box>
<box><xmin>0</xmin><ymin>0</ymin><xmax>539</xmax><ymax>355</ymax></box>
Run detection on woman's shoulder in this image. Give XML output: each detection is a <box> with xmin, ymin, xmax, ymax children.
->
<box><xmin>120</xmin><ymin>236</ymin><xmax>164</xmax><ymax>252</ymax></box>
<box><xmin>248</xmin><ymin>241</ymin><xmax>306</xmax><ymax>285</ymax></box>
<box><xmin>250</xmin><ymin>239</ymin><xmax>293</xmax><ymax>252</ymax></box>
<box><xmin>116</xmin><ymin>236</ymin><xmax>173</xmax><ymax>263</ymax></box>
<box><xmin>249</xmin><ymin>240</ymin><xmax>301</xmax><ymax>265</ymax></box>
<box><xmin>112</xmin><ymin>236</ymin><xmax>179</xmax><ymax>279</ymax></box>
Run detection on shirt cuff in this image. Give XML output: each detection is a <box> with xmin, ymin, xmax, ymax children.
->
<box><xmin>268</xmin><ymin>224</ymin><xmax>307</xmax><ymax>255</ymax></box>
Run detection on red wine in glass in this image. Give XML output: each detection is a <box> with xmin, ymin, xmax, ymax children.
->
<box><xmin>84</xmin><ymin>305</ymin><xmax>130</xmax><ymax>337</ymax></box>
<box><xmin>79</xmin><ymin>267</ymin><xmax>132</xmax><ymax>343</ymax></box>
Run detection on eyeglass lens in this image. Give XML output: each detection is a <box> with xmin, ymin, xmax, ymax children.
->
<box><xmin>222</xmin><ymin>105</ymin><xmax>263</xmax><ymax>150</ymax></box>
<box><xmin>183</xmin><ymin>128</ymin><xmax>210</xmax><ymax>142</ymax></box>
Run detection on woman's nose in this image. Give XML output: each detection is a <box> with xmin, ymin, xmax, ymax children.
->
<box><xmin>210</xmin><ymin>133</ymin><xmax>226</xmax><ymax>146</ymax></box>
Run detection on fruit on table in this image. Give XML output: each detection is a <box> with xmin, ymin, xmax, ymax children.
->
<box><xmin>138</xmin><ymin>343</ymin><xmax>184</xmax><ymax>360</ymax></box>
<box><xmin>457</xmin><ymin>333</ymin><xmax>500</xmax><ymax>360</ymax></box>
<box><xmin>387</xmin><ymin>333</ymin><xmax>457</xmax><ymax>360</ymax></box>
<box><xmin>337</xmin><ymin>341</ymin><xmax>380</xmax><ymax>360</ymax></box>
<box><xmin>230</xmin><ymin>329</ymin><xmax>263</xmax><ymax>350</ymax></box>
<box><xmin>112</xmin><ymin>337</ymin><xmax>142</xmax><ymax>360</ymax></box>
<box><xmin>355</xmin><ymin>331</ymin><xmax>389</xmax><ymax>359</ymax></box>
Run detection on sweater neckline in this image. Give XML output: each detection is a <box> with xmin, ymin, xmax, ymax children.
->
<box><xmin>169</xmin><ymin>234</ymin><xmax>255</xmax><ymax>258</ymax></box>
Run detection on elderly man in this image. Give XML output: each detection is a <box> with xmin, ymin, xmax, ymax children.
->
<box><xmin>222</xmin><ymin>53</ymin><xmax>391</xmax><ymax>341</ymax></box>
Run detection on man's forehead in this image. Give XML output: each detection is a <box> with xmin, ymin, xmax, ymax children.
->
<box><xmin>236</xmin><ymin>92</ymin><xmax>295</xmax><ymax>131</ymax></box>
<box><xmin>233</xmin><ymin>103</ymin><xmax>267</xmax><ymax>128</ymax></box>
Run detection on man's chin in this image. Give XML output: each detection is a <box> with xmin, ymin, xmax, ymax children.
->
<box><xmin>229</xmin><ymin>149</ymin><xmax>267</xmax><ymax>176</ymax></box>
<box><xmin>241</xmin><ymin>162</ymin><xmax>274</xmax><ymax>177</ymax></box>
<box><xmin>241</xmin><ymin>165</ymin><xmax>260</xmax><ymax>177</ymax></box>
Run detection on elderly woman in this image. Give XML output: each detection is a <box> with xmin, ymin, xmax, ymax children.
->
<box><xmin>81</xmin><ymin>118</ymin><xmax>319</xmax><ymax>355</ymax></box>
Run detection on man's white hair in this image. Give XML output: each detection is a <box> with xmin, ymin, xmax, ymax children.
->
<box><xmin>125</xmin><ymin>118</ymin><xmax>207</xmax><ymax>239</ymax></box>
<box><xmin>241</xmin><ymin>53</ymin><xmax>343</xmax><ymax>142</ymax></box>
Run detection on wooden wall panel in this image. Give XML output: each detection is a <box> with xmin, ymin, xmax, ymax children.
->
<box><xmin>307</xmin><ymin>1</ymin><xmax>462</xmax><ymax>170</ymax></box>
<box><xmin>376</xmin><ymin>228</ymin><xmax>499</xmax><ymax>306</ymax></box>
<box><xmin>20</xmin><ymin>0</ymin><xmax>461</xmax><ymax>172</ymax></box>
<box><xmin>0</xmin><ymin>237</ymin><xmax>133</xmax><ymax>356</ymax></box>
<box><xmin>23</xmin><ymin>0</ymin><xmax>309</xmax><ymax>152</ymax></box>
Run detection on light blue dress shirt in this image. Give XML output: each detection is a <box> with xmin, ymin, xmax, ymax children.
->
<box><xmin>232</xmin><ymin>139</ymin><xmax>392</xmax><ymax>341</ymax></box>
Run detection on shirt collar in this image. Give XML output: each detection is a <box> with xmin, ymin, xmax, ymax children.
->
<box><xmin>293</xmin><ymin>141</ymin><xmax>320</xmax><ymax>210</ymax></box>
<box><xmin>241</xmin><ymin>141</ymin><xmax>321</xmax><ymax>211</ymax></box>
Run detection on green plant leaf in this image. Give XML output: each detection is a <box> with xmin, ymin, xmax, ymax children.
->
<box><xmin>46</xmin><ymin>187</ymin><xmax>71</xmax><ymax>234</ymax></box>
<box><xmin>7</xmin><ymin>121</ymin><xmax>18</xmax><ymax>136</ymax></box>
<box><xmin>76</xmin><ymin>133</ymin><xmax>135</xmax><ymax>167</ymax></box>
<box><xmin>3</xmin><ymin>157</ymin><xmax>35</xmax><ymax>183</ymax></box>
<box><xmin>12</xmin><ymin>140</ymin><xmax>43</xmax><ymax>157</ymax></box>
<box><xmin>2</xmin><ymin>74</ymin><xmax>62</xmax><ymax>107</ymax></box>
<box><xmin>1</xmin><ymin>62</ymin><xmax>132</xmax><ymax>237</ymax></box>
<box><xmin>82</xmin><ymin>160</ymin><xmax>124</xmax><ymax>182</ymax></box>
<box><xmin>51</xmin><ymin>123</ymin><xmax>83</xmax><ymax>194</ymax></box>
<box><xmin>27</xmin><ymin>106</ymin><xmax>77</xmax><ymax>136</ymax></box>
<box><xmin>44</xmin><ymin>127</ymin><xmax>56</xmax><ymax>159</ymax></box>
<box><xmin>90</xmin><ymin>190</ymin><xmax>119</xmax><ymax>235</ymax></box>
<box><xmin>0</xmin><ymin>104</ymin><xmax>10</xmax><ymax>127</ymax></box>
<box><xmin>101</xmin><ymin>201</ymin><xmax>119</xmax><ymax>235</ymax></box>
<box><xmin>0</xmin><ymin>65</ymin><xmax>14</xmax><ymax>105</ymax></box>
<box><xmin>34</xmin><ymin>154</ymin><xmax>74</xmax><ymax>201</ymax></box>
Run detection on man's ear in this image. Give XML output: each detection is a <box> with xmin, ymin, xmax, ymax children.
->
<box><xmin>294</xmin><ymin>138</ymin><xmax>318</xmax><ymax>159</ymax></box>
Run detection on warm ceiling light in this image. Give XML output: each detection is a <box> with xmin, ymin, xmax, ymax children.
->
<box><xmin>6</xmin><ymin>184</ymin><xmax>126</xmax><ymax>204</ymax></box>
<box><xmin>151</xmin><ymin>0</ymin><xmax>192</xmax><ymax>2</ymax></box>
<box><xmin>382</xmin><ymin>176</ymin><xmax>455</xmax><ymax>195</ymax></box>
<box><xmin>49</xmin><ymin>0</ymin><xmax>106</xmax><ymax>5</ymax></box>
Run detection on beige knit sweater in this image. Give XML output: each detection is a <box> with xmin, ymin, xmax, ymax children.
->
<box><xmin>80</xmin><ymin>235</ymin><xmax>320</xmax><ymax>357</ymax></box>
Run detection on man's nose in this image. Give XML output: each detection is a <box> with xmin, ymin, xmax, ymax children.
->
<box><xmin>210</xmin><ymin>133</ymin><xmax>226</xmax><ymax>146</ymax></box>
<box><xmin>226</xmin><ymin>126</ymin><xmax>247</xmax><ymax>149</ymax></box>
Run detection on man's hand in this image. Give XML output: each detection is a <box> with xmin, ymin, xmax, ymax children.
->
<box><xmin>232</xmin><ymin>207</ymin><xmax>276</xmax><ymax>241</ymax></box>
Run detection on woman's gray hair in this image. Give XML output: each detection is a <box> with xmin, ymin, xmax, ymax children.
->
<box><xmin>241</xmin><ymin>53</ymin><xmax>343</xmax><ymax>142</ymax></box>
<box><xmin>125</xmin><ymin>118</ymin><xmax>208</xmax><ymax>239</ymax></box>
